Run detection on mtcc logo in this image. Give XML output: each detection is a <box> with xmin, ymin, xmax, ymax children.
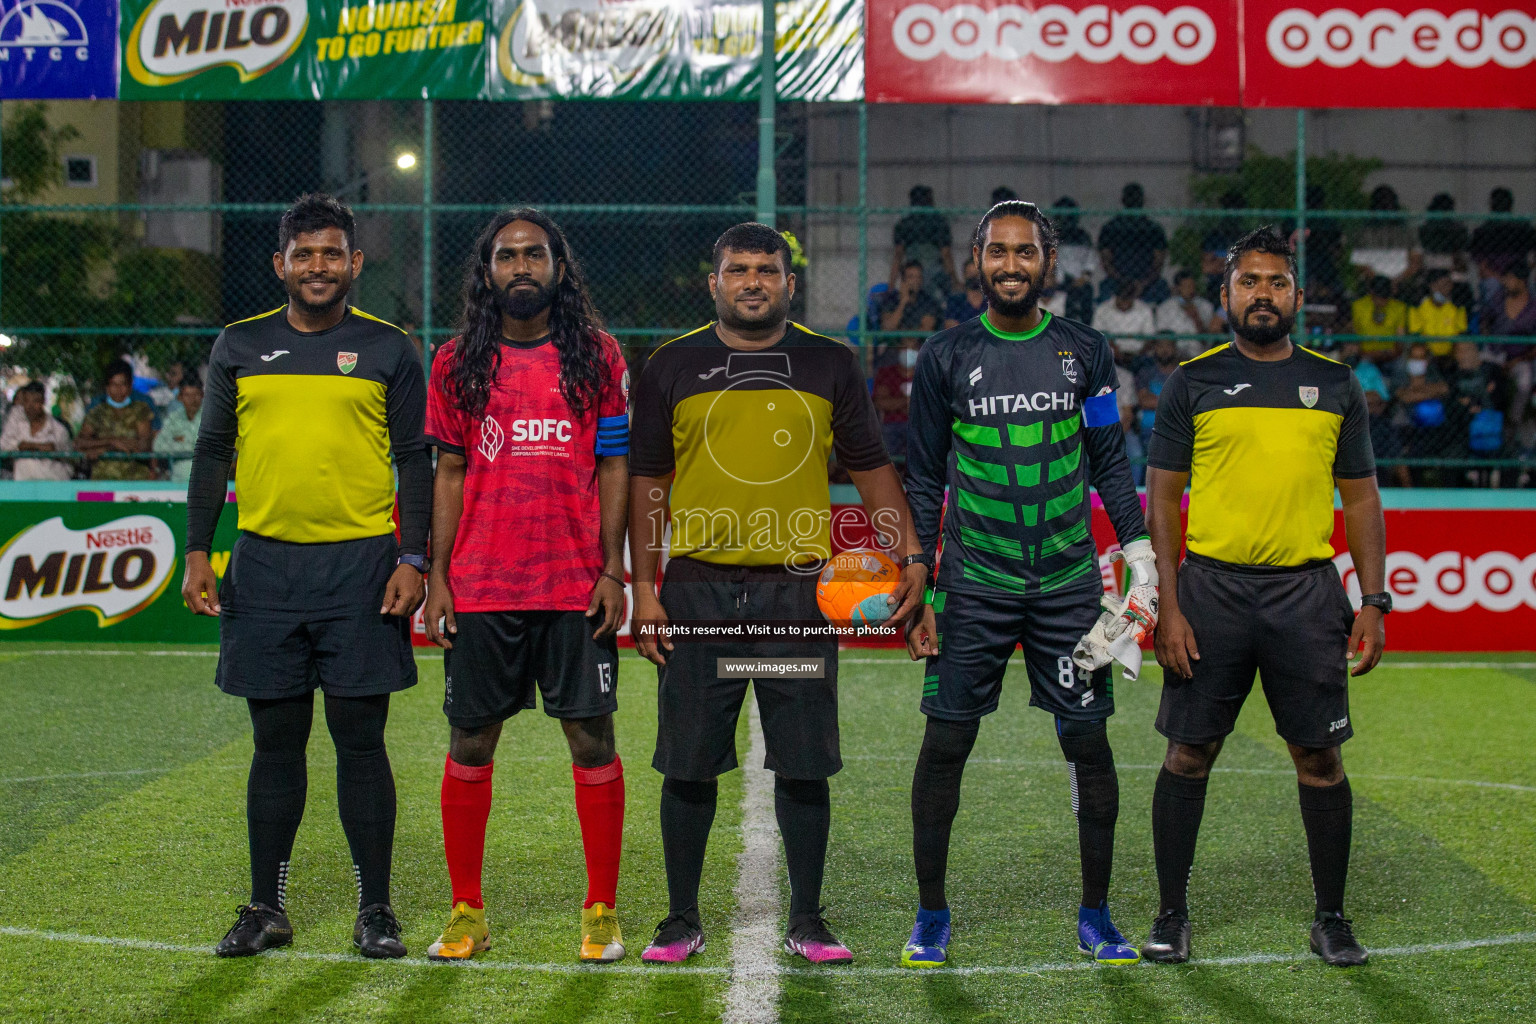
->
<box><xmin>0</xmin><ymin>1</ymin><xmax>90</xmax><ymax>64</ymax></box>
<box><xmin>1335</xmin><ymin>549</ymin><xmax>1536</xmax><ymax>613</ymax></box>
<box><xmin>1266</xmin><ymin>7</ymin><xmax>1536</xmax><ymax>68</ymax></box>
<box><xmin>891</xmin><ymin>3</ymin><xmax>1218</xmax><ymax>65</ymax></box>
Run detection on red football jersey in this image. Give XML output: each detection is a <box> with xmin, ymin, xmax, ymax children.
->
<box><xmin>425</xmin><ymin>333</ymin><xmax>629</xmax><ymax>611</ymax></box>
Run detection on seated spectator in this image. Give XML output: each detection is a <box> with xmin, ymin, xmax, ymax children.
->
<box><xmin>1408</xmin><ymin>269</ymin><xmax>1468</xmax><ymax>357</ymax></box>
<box><xmin>1154</xmin><ymin>270</ymin><xmax>1216</xmax><ymax>357</ymax></box>
<box><xmin>1094</xmin><ymin>280</ymin><xmax>1157</xmax><ymax>361</ymax></box>
<box><xmin>1417</xmin><ymin>193</ymin><xmax>1469</xmax><ymax>273</ymax></box>
<box><xmin>1351</xmin><ymin>184</ymin><xmax>1420</xmax><ymax>285</ymax></box>
<box><xmin>891</xmin><ymin>185</ymin><xmax>955</xmax><ymax>300</ymax></box>
<box><xmin>1199</xmin><ymin>191</ymin><xmax>1247</xmax><ymax>307</ymax></box>
<box><xmin>1469</xmin><ymin>188</ymin><xmax>1536</xmax><ymax>300</ymax></box>
<box><xmin>1479</xmin><ymin>261</ymin><xmax>1536</xmax><ymax>442</ymax></box>
<box><xmin>153</xmin><ymin>374</ymin><xmax>203</xmax><ymax>482</ymax></box>
<box><xmin>1053</xmin><ymin>196</ymin><xmax>1097</xmax><ymax>323</ymax></box>
<box><xmin>1338</xmin><ymin>342</ymin><xmax>1400</xmax><ymax>483</ymax></box>
<box><xmin>1098</xmin><ymin>183</ymin><xmax>1170</xmax><ymax>305</ymax></box>
<box><xmin>1285</xmin><ymin>184</ymin><xmax>1346</xmax><ymax>306</ymax></box>
<box><xmin>880</xmin><ymin>260</ymin><xmax>942</xmax><ymax>346</ymax></box>
<box><xmin>943</xmin><ymin>258</ymin><xmax>985</xmax><ymax>328</ymax></box>
<box><xmin>146</xmin><ymin>361</ymin><xmax>187</xmax><ymax>412</ymax></box>
<box><xmin>0</xmin><ymin>381</ymin><xmax>73</xmax><ymax>481</ymax></box>
<box><xmin>1446</xmin><ymin>340</ymin><xmax>1508</xmax><ymax>463</ymax></box>
<box><xmin>1391</xmin><ymin>342</ymin><xmax>1452</xmax><ymax>484</ymax></box>
<box><xmin>872</xmin><ymin>338</ymin><xmax>919</xmax><ymax>460</ymax></box>
<box><xmin>74</xmin><ymin>359</ymin><xmax>155</xmax><ymax>481</ymax></box>
<box><xmin>990</xmin><ymin>186</ymin><xmax>1018</xmax><ymax>206</ymax></box>
<box><xmin>1352</xmin><ymin>275</ymin><xmax>1409</xmax><ymax>361</ymax></box>
<box><xmin>1135</xmin><ymin>336</ymin><xmax>1180</xmax><ymax>446</ymax></box>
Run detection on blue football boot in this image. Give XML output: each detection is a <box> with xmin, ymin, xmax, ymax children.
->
<box><xmin>1079</xmin><ymin>901</ymin><xmax>1140</xmax><ymax>965</ymax></box>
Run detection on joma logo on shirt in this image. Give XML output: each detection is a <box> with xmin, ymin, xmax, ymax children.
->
<box><xmin>967</xmin><ymin>392</ymin><xmax>1077</xmax><ymax>417</ymax></box>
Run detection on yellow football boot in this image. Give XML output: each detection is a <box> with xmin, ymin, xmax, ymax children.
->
<box><xmin>427</xmin><ymin>901</ymin><xmax>490</xmax><ymax>961</ymax></box>
<box><xmin>580</xmin><ymin>903</ymin><xmax>626</xmax><ymax>962</ymax></box>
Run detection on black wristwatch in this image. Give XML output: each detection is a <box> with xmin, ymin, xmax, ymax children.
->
<box><xmin>1360</xmin><ymin>592</ymin><xmax>1393</xmax><ymax>614</ymax></box>
<box><xmin>398</xmin><ymin>554</ymin><xmax>429</xmax><ymax>573</ymax></box>
<box><xmin>900</xmin><ymin>553</ymin><xmax>933</xmax><ymax>571</ymax></box>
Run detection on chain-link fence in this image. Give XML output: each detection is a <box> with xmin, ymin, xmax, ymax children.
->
<box><xmin>2</xmin><ymin>100</ymin><xmax>1534</xmax><ymax>485</ymax></box>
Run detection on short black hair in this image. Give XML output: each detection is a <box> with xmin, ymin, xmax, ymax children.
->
<box><xmin>1505</xmin><ymin>259</ymin><xmax>1530</xmax><ymax>281</ymax></box>
<box><xmin>1428</xmin><ymin>192</ymin><xmax>1455</xmax><ymax>212</ymax></box>
<box><xmin>1491</xmin><ymin>187</ymin><xmax>1514</xmax><ymax>213</ymax></box>
<box><xmin>278</xmin><ymin>192</ymin><xmax>355</xmax><ymax>253</ymax></box>
<box><xmin>990</xmin><ymin>186</ymin><xmax>1018</xmax><ymax>205</ymax></box>
<box><xmin>180</xmin><ymin>371</ymin><xmax>204</xmax><ymax>391</ymax></box>
<box><xmin>103</xmin><ymin>358</ymin><xmax>134</xmax><ymax>386</ymax></box>
<box><xmin>16</xmin><ymin>380</ymin><xmax>45</xmax><ymax>399</ymax></box>
<box><xmin>712</xmin><ymin>222</ymin><xmax>791</xmax><ymax>273</ymax></box>
<box><xmin>909</xmin><ymin>184</ymin><xmax>935</xmax><ymax>207</ymax></box>
<box><xmin>1122</xmin><ymin>183</ymin><xmax>1145</xmax><ymax>208</ymax></box>
<box><xmin>1368</xmin><ymin>275</ymin><xmax>1393</xmax><ymax>298</ymax></box>
<box><xmin>1173</xmin><ymin>268</ymin><xmax>1195</xmax><ymax>285</ymax></box>
<box><xmin>974</xmin><ymin>200</ymin><xmax>1059</xmax><ymax>255</ymax></box>
<box><xmin>901</xmin><ymin>259</ymin><xmax>924</xmax><ymax>275</ymax></box>
<box><xmin>1223</xmin><ymin>225</ymin><xmax>1298</xmax><ymax>289</ymax></box>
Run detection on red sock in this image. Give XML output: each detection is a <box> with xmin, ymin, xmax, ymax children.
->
<box><xmin>573</xmin><ymin>756</ymin><xmax>625</xmax><ymax>909</ymax></box>
<box><xmin>441</xmin><ymin>755</ymin><xmax>494</xmax><ymax>909</ymax></box>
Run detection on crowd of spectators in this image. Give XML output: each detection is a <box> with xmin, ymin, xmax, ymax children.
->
<box><xmin>858</xmin><ymin>182</ymin><xmax>1536</xmax><ymax>486</ymax></box>
<box><xmin>0</xmin><ymin>358</ymin><xmax>205</xmax><ymax>482</ymax></box>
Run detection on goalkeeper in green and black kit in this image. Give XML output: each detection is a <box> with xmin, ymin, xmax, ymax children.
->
<box><xmin>898</xmin><ymin>202</ymin><xmax>1158</xmax><ymax>968</ymax></box>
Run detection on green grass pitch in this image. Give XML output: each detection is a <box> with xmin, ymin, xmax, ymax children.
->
<box><xmin>1</xmin><ymin>643</ymin><xmax>1533</xmax><ymax>1023</ymax></box>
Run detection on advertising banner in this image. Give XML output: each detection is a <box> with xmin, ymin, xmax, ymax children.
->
<box><xmin>0</xmin><ymin>0</ymin><xmax>117</xmax><ymax>98</ymax></box>
<box><xmin>488</xmin><ymin>0</ymin><xmax>863</xmax><ymax>100</ymax></box>
<box><xmin>0</xmin><ymin>501</ymin><xmax>235</xmax><ymax>643</ymax></box>
<box><xmin>119</xmin><ymin>0</ymin><xmax>488</xmax><ymax>100</ymax></box>
<box><xmin>864</xmin><ymin>0</ymin><xmax>1240</xmax><ymax>105</ymax></box>
<box><xmin>1243</xmin><ymin>2</ymin><xmax>1536</xmax><ymax>108</ymax></box>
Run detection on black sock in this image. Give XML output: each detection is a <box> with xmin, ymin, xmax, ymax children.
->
<box><xmin>660</xmin><ymin>777</ymin><xmax>718</xmax><ymax>916</ymax></box>
<box><xmin>1152</xmin><ymin>767</ymin><xmax>1208</xmax><ymax>915</ymax></box>
<box><xmin>1299</xmin><ymin>776</ymin><xmax>1353</xmax><ymax>915</ymax></box>
<box><xmin>325</xmin><ymin>694</ymin><xmax>396</xmax><ymax>910</ymax></box>
<box><xmin>911</xmin><ymin>717</ymin><xmax>980</xmax><ymax>912</ymax></box>
<box><xmin>775</xmin><ymin>777</ymin><xmax>831</xmax><ymax>919</ymax></box>
<box><xmin>1057</xmin><ymin>719</ymin><xmax>1118</xmax><ymax>909</ymax></box>
<box><xmin>246</xmin><ymin>694</ymin><xmax>314</xmax><ymax>911</ymax></box>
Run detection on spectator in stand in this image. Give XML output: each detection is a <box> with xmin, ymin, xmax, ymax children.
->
<box><xmin>1417</xmin><ymin>192</ymin><xmax>1469</xmax><ymax>272</ymax></box>
<box><xmin>1409</xmin><ymin>269</ymin><xmax>1468</xmax><ymax>358</ymax></box>
<box><xmin>1154</xmin><ymin>269</ymin><xmax>1216</xmax><ymax>357</ymax></box>
<box><xmin>1338</xmin><ymin>342</ymin><xmax>1400</xmax><ymax>483</ymax></box>
<box><xmin>1113</xmin><ymin>357</ymin><xmax>1144</xmax><ymax>485</ymax></box>
<box><xmin>0</xmin><ymin>381</ymin><xmax>73</xmax><ymax>481</ymax></box>
<box><xmin>1352</xmin><ymin>275</ymin><xmax>1409</xmax><ymax>362</ymax></box>
<box><xmin>1094</xmin><ymin>279</ymin><xmax>1157</xmax><ymax>362</ymax></box>
<box><xmin>146</xmin><ymin>360</ymin><xmax>187</xmax><ymax>412</ymax></box>
<box><xmin>1286</xmin><ymin>184</ymin><xmax>1346</xmax><ymax>306</ymax></box>
<box><xmin>891</xmin><ymin>184</ymin><xmax>955</xmax><ymax>300</ymax></box>
<box><xmin>1391</xmin><ymin>341</ymin><xmax>1451</xmax><ymax>485</ymax></box>
<box><xmin>1446</xmin><ymin>340</ymin><xmax>1508</xmax><ymax>470</ymax></box>
<box><xmin>1352</xmin><ymin>184</ymin><xmax>1420</xmax><ymax>286</ymax></box>
<box><xmin>880</xmin><ymin>260</ymin><xmax>942</xmax><ymax>344</ymax></box>
<box><xmin>1479</xmin><ymin>260</ymin><xmax>1536</xmax><ymax>444</ymax></box>
<box><xmin>74</xmin><ymin>359</ymin><xmax>155</xmax><ymax>481</ymax></box>
<box><xmin>943</xmin><ymin>258</ymin><xmax>986</xmax><ymax>328</ymax></box>
<box><xmin>1052</xmin><ymin>196</ymin><xmax>1097</xmax><ymax>323</ymax></box>
<box><xmin>1134</xmin><ymin>335</ymin><xmax>1180</xmax><ymax>448</ymax></box>
<box><xmin>1469</xmin><ymin>188</ymin><xmax>1536</xmax><ymax>301</ymax></box>
<box><xmin>1098</xmin><ymin>182</ymin><xmax>1169</xmax><ymax>304</ymax></box>
<box><xmin>871</xmin><ymin>338</ymin><xmax>920</xmax><ymax>461</ymax></box>
<box><xmin>1199</xmin><ymin>191</ymin><xmax>1248</xmax><ymax>307</ymax></box>
<box><xmin>153</xmin><ymin>373</ymin><xmax>204</xmax><ymax>482</ymax></box>
<box><xmin>990</xmin><ymin>186</ymin><xmax>1018</xmax><ymax>205</ymax></box>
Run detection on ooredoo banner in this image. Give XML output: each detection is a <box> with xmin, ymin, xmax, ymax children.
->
<box><xmin>865</xmin><ymin>0</ymin><xmax>1241</xmax><ymax>104</ymax></box>
<box><xmin>1244</xmin><ymin>2</ymin><xmax>1536</xmax><ymax>107</ymax></box>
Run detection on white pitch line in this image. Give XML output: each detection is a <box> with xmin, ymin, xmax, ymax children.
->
<box><xmin>722</xmin><ymin>691</ymin><xmax>783</xmax><ymax>1024</ymax></box>
<box><xmin>2</xmin><ymin>925</ymin><xmax>1534</xmax><ymax>978</ymax></box>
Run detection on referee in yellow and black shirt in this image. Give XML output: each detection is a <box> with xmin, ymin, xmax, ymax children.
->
<box><xmin>1139</xmin><ymin>227</ymin><xmax>1387</xmax><ymax>969</ymax></box>
<box><xmin>181</xmin><ymin>195</ymin><xmax>430</xmax><ymax>961</ymax></box>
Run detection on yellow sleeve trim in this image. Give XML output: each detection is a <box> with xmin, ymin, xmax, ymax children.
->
<box><xmin>348</xmin><ymin>307</ymin><xmax>407</xmax><ymax>333</ymax></box>
<box><xmin>1180</xmin><ymin>342</ymin><xmax>1230</xmax><ymax>365</ymax></box>
<box><xmin>1297</xmin><ymin>344</ymin><xmax>1347</xmax><ymax>367</ymax></box>
<box><xmin>653</xmin><ymin>322</ymin><xmax>718</xmax><ymax>354</ymax></box>
<box><xmin>225</xmin><ymin>306</ymin><xmax>286</xmax><ymax>328</ymax></box>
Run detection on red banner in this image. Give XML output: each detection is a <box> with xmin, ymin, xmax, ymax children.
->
<box><xmin>865</xmin><ymin>1</ymin><xmax>1241</xmax><ymax>105</ymax></box>
<box><xmin>1243</xmin><ymin>2</ymin><xmax>1536</xmax><ymax>108</ymax></box>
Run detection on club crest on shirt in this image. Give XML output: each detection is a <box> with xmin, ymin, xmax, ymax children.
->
<box><xmin>479</xmin><ymin>417</ymin><xmax>505</xmax><ymax>462</ymax></box>
<box><xmin>1059</xmin><ymin>350</ymin><xmax>1079</xmax><ymax>385</ymax></box>
<box><xmin>337</xmin><ymin>352</ymin><xmax>358</xmax><ymax>375</ymax></box>
<box><xmin>1299</xmin><ymin>385</ymin><xmax>1319</xmax><ymax>408</ymax></box>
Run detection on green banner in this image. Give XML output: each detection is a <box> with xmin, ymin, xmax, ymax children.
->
<box><xmin>119</xmin><ymin>0</ymin><xmax>489</xmax><ymax>100</ymax></box>
<box><xmin>0</xmin><ymin>502</ymin><xmax>235</xmax><ymax>642</ymax></box>
<box><xmin>489</xmin><ymin>0</ymin><xmax>863</xmax><ymax>100</ymax></box>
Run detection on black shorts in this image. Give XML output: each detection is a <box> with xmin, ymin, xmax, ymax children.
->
<box><xmin>922</xmin><ymin>583</ymin><xmax>1113</xmax><ymax>723</ymax></box>
<box><xmin>442</xmin><ymin>610</ymin><xmax>619</xmax><ymax>729</ymax></box>
<box><xmin>215</xmin><ymin>532</ymin><xmax>416</xmax><ymax>700</ymax></box>
<box><xmin>652</xmin><ymin>557</ymin><xmax>840</xmax><ymax>782</ymax></box>
<box><xmin>1155</xmin><ymin>553</ymin><xmax>1355</xmax><ymax>749</ymax></box>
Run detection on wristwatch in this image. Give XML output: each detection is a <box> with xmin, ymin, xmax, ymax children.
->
<box><xmin>398</xmin><ymin>554</ymin><xmax>429</xmax><ymax>573</ymax></box>
<box><xmin>900</xmin><ymin>553</ymin><xmax>933</xmax><ymax>571</ymax></box>
<box><xmin>1360</xmin><ymin>592</ymin><xmax>1393</xmax><ymax>614</ymax></box>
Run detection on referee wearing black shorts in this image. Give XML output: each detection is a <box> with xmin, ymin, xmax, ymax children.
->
<box><xmin>1140</xmin><ymin>227</ymin><xmax>1387</xmax><ymax>968</ymax></box>
<box><xmin>182</xmin><ymin>194</ymin><xmax>430</xmax><ymax>959</ymax></box>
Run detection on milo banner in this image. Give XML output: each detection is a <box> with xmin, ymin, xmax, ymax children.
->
<box><xmin>0</xmin><ymin>502</ymin><xmax>235</xmax><ymax>642</ymax></box>
<box><xmin>119</xmin><ymin>0</ymin><xmax>489</xmax><ymax>99</ymax></box>
<box><xmin>488</xmin><ymin>0</ymin><xmax>863</xmax><ymax>100</ymax></box>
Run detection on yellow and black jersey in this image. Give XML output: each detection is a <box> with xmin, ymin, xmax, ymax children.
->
<box><xmin>185</xmin><ymin>306</ymin><xmax>429</xmax><ymax>554</ymax></box>
<box><xmin>1146</xmin><ymin>343</ymin><xmax>1374</xmax><ymax>567</ymax></box>
<box><xmin>629</xmin><ymin>322</ymin><xmax>889</xmax><ymax>567</ymax></box>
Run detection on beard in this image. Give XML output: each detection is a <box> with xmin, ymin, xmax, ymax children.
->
<box><xmin>717</xmin><ymin>289</ymin><xmax>787</xmax><ymax>332</ymax></box>
<box><xmin>497</xmin><ymin>278</ymin><xmax>557</xmax><ymax>320</ymax></box>
<box><xmin>980</xmin><ymin>271</ymin><xmax>1044</xmax><ymax>318</ymax></box>
<box><xmin>285</xmin><ymin>274</ymin><xmax>349</xmax><ymax>317</ymax></box>
<box><xmin>1230</xmin><ymin>301</ymin><xmax>1296</xmax><ymax>345</ymax></box>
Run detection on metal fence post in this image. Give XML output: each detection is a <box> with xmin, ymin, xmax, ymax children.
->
<box><xmin>756</xmin><ymin>0</ymin><xmax>777</xmax><ymax>227</ymax></box>
<box><xmin>1295</xmin><ymin>108</ymin><xmax>1307</xmax><ymax>337</ymax></box>
<box><xmin>422</xmin><ymin>99</ymin><xmax>434</xmax><ymax>375</ymax></box>
<box><xmin>857</xmin><ymin>101</ymin><xmax>869</xmax><ymax>377</ymax></box>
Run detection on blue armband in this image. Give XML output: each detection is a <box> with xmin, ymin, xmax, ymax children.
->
<box><xmin>1083</xmin><ymin>391</ymin><xmax>1119</xmax><ymax>429</ymax></box>
<box><xmin>594</xmin><ymin>414</ymin><xmax>629</xmax><ymax>456</ymax></box>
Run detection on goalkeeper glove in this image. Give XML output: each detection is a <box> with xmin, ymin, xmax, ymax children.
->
<box><xmin>1071</xmin><ymin>538</ymin><xmax>1159</xmax><ymax>681</ymax></box>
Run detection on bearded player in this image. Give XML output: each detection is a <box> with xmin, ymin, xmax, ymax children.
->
<box><xmin>900</xmin><ymin>201</ymin><xmax>1157</xmax><ymax>968</ymax></box>
<box><xmin>423</xmin><ymin>209</ymin><xmax>630</xmax><ymax>963</ymax></box>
